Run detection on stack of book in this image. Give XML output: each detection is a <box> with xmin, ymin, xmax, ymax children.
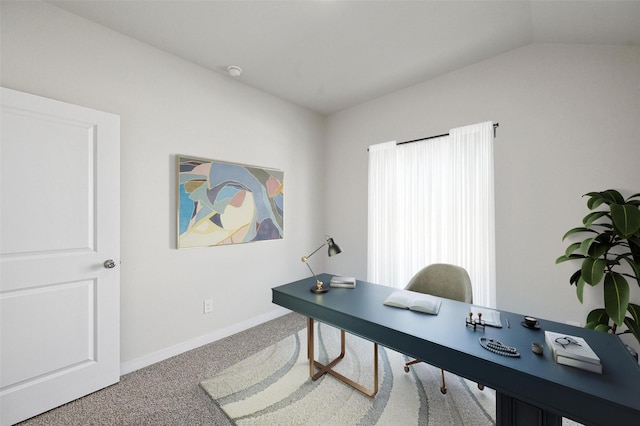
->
<box><xmin>544</xmin><ymin>330</ymin><xmax>602</xmax><ymax>374</ymax></box>
<box><xmin>329</xmin><ymin>276</ymin><xmax>356</xmax><ymax>288</ymax></box>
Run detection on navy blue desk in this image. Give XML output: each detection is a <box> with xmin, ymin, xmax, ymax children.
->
<box><xmin>272</xmin><ymin>274</ymin><xmax>640</xmax><ymax>426</ymax></box>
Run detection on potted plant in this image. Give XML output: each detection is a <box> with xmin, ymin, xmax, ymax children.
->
<box><xmin>556</xmin><ymin>190</ymin><xmax>640</xmax><ymax>346</ymax></box>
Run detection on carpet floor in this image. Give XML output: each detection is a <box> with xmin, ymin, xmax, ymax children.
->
<box><xmin>202</xmin><ymin>322</ymin><xmax>496</xmax><ymax>425</ymax></box>
<box><xmin>17</xmin><ymin>313</ymin><xmax>306</xmax><ymax>425</ymax></box>
<box><xmin>16</xmin><ymin>311</ymin><xmax>583</xmax><ymax>425</ymax></box>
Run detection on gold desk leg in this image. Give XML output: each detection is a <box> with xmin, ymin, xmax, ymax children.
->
<box><xmin>306</xmin><ymin>317</ymin><xmax>379</xmax><ymax>397</ymax></box>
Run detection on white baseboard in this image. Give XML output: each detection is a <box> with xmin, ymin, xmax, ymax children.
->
<box><xmin>119</xmin><ymin>307</ymin><xmax>291</xmax><ymax>375</ymax></box>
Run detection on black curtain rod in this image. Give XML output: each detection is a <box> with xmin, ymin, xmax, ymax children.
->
<box><xmin>397</xmin><ymin>122</ymin><xmax>499</xmax><ymax>146</ymax></box>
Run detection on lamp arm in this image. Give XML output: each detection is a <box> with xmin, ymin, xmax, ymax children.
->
<box><xmin>301</xmin><ymin>242</ymin><xmax>327</xmax><ymax>262</ymax></box>
<box><xmin>304</xmin><ymin>261</ymin><xmax>320</xmax><ymax>286</ymax></box>
<box><xmin>301</xmin><ymin>240</ymin><xmax>328</xmax><ymax>290</ymax></box>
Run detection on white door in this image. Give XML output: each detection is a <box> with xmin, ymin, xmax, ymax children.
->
<box><xmin>0</xmin><ymin>88</ymin><xmax>120</xmax><ymax>425</ymax></box>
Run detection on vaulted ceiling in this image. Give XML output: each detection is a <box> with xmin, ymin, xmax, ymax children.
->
<box><xmin>48</xmin><ymin>1</ymin><xmax>640</xmax><ymax>115</ymax></box>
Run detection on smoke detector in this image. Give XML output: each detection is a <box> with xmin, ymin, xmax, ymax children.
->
<box><xmin>227</xmin><ymin>66</ymin><xmax>242</xmax><ymax>78</ymax></box>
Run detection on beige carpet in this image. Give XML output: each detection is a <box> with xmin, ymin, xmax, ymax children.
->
<box><xmin>201</xmin><ymin>322</ymin><xmax>496</xmax><ymax>425</ymax></box>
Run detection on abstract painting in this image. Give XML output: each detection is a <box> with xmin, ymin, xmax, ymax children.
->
<box><xmin>177</xmin><ymin>155</ymin><xmax>284</xmax><ymax>248</ymax></box>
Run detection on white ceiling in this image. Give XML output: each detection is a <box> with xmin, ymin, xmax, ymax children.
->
<box><xmin>48</xmin><ymin>1</ymin><xmax>640</xmax><ymax>115</ymax></box>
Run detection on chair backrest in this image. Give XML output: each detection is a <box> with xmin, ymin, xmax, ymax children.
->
<box><xmin>405</xmin><ymin>263</ymin><xmax>473</xmax><ymax>303</ymax></box>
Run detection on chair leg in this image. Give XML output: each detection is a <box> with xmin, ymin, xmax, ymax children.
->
<box><xmin>405</xmin><ymin>359</ymin><xmax>481</xmax><ymax>395</ymax></box>
<box><xmin>404</xmin><ymin>359</ymin><xmax>421</xmax><ymax>373</ymax></box>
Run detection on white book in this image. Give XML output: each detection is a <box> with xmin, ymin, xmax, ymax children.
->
<box><xmin>330</xmin><ymin>276</ymin><xmax>356</xmax><ymax>284</ymax></box>
<box><xmin>330</xmin><ymin>276</ymin><xmax>356</xmax><ymax>288</ymax></box>
<box><xmin>383</xmin><ymin>290</ymin><xmax>442</xmax><ymax>315</ymax></box>
<box><xmin>470</xmin><ymin>305</ymin><xmax>502</xmax><ymax>328</ymax></box>
<box><xmin>544</xmin><ymin>331</ymin><xmax>601</xmax><ymax>365</ymax></box>
<box><xmin>555</xmin><ymin>354</ymin><xmax>603</xmax><ymax>374</ymax></box>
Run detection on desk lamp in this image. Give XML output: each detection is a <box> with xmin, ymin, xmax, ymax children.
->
<box><xmin>301</xmin><ymin>236</ymin><xmax>342</xmax><ymax>293</ymax></box>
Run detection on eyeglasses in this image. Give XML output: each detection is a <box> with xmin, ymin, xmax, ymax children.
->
<box><xmin>555</xmin><ymin>336</ymin><xmax>582</xmax><ymax>349</ymax></box>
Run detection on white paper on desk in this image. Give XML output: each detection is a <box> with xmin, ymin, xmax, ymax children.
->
<box><xmin>471</xmin><ymin>305</ymin><xmax>502</xmax><ymax>328</ymax></box>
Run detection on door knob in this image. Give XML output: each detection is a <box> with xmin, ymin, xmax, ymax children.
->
<box><xmin>104</xmin><ymin>259</ymin><xmax>116</xmax><ymax>269</ymax></box>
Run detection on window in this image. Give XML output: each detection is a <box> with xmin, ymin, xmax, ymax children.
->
<box><xmin>367</xmin><ymin>121</ymin><xmax>496</xmax><ymax>307</ymax></box>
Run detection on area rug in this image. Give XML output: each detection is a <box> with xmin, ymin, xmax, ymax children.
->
<box><xmin>201</xmin><ymin>322</ymin><xmax>496</xmax><ymax>425</ymax></box>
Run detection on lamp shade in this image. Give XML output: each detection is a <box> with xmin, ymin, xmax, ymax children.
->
<box><xmin>327</xmin><ymin>237</ymin><xmax>342</xmax><ymax>256</ymax></box>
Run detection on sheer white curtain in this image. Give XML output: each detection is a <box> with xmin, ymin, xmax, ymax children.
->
<box><xmin>367</xmin><ymin>121</ymin><xmax>496</xmax><ymax>308</ymax></box>
<box><xmin>367</xmin><ymin>141</ymin><xmax>397</xmax><ymax>286</ymax></box>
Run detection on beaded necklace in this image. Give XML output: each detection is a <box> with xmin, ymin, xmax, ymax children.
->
<box><xmin>479</xmin><ymin>337</ymin><xmax>520</xmax><ymax>357</ymax></box>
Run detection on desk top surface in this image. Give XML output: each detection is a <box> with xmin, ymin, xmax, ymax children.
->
<box><xmin>272</xmin><ymin>274</ymin><xmax>640</xmax><ymax>425</ymax></box>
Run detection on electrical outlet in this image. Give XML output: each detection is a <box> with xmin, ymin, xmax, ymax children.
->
<box><xmin>203</xmin><ymin>298</ymin><xmax>213</xmax><ymax>314</ymax></box>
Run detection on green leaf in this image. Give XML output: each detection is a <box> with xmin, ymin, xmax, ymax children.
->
<box><xmin>576</xmin><ymin>279</ymin><xmax>585</xmax><ymax>303</ymax></box>
<box><xmin>629</xmin><ymin>236</ymin><xmax>640</xmax><ymax>265</ymax></box>
<box><xmin>624</xmin><ymin>304</ymin><xmax>640</xmax><ymax>344</ymax></box>
<box><xmin>611</xmin><ymin>203</ymin><xmax>640</xmax><ymax>237</ymax></box>
<box><xmin>585</xmin><ymin>308</ymin><xmax>612</xmax><ymax>332</ymax></box>
<box><xmin>602</xmin><ymin>189</ymin><xmax>625</xmax><ymax>204</ymax></box>
<box><xmin>583</xmin><ymin>211</ymin><xmax>609</xmax><ymax>227</ymax></box>
<box><xmin>569</xmin><ymin>269</ymin><xmax>582</xmax><ymax>286</ymax></box>
<box><xmin>604</xmin><ymin>272</ymin><xmax>630</xmax><ymax>326</ymax></box>
<box><xmin>585</xmin><ymin>190</ymin><xmax>624</xmax><ymax>208</ymax></box>
<box><xmin>596</xmin><ymin>223</ymin><xmax>614</xmax><ymax>230</ymax></box>
<box><xmin>628</xmin><ymin>303</ymin><xmax>640</xmax><ymax>323</ymax></box>
<box><xmin>588</xmin><ymin>242</ymin><xmax>610</xmax><ymax>259</ymax></box>
<box><xmin>579</xmin><ymin>238</ymin><xmax>594</xmax><ymax>255</ymax></box>
<box><xmin>595</xmin><ymin>232</ymin><xmax>613</xmax><ymax>242</ymax></box>
<box><xmin>620</xmin><ymin>255</ymin><xmax>640</xmax><ymax>284</ymax></box>
<box><xmin>581</xmin><ymin>257</ymin><xmax>606</xmax><ymax>285</ymax></box>
<box><xmin>594</xmin><ymin>323</ymin><xmax>612</xmax><ymax>332</ymax></box>
<box><xmin>586</xmin><ymin>192</ymin><xmax>607</xmax><ymax>209</ymax></box>
<box><xmin>564</xmin><ymin>242</ymin><xmax>582</xmax><ymax>257</ymax></box>
<box><xmin>623</xmin><ymin>318</ymin><xmax>640</xmax><ymax>344</ymax></box>
<box><xmin>555</xmin><ymin>254</ymin><xmax>585</xmax><ymax>264</ymax></box>
<box><xmin>562</xmin><ymin>227</ymin><xmax>594</xmax><ymax>240</ymax></box>
<box><xmin>586</xmin><ymin>308</ymin><xmax>609</xmax><ymax>325</ymax></box>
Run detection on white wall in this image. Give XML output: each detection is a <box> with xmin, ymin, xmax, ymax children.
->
<box><xmin>3</xmin><ymin>1</ymin><xmax>640</xmax><ymax>366</ymax></box>
<box><xmin>325</xmin><ymin>44</ymin><xmax>640</xmax><ymax>350</ymax></box>
<box><xmin>1</xmin><ymin>1</ymin><xmax>326</xmax><ymax>368</ymax></box>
